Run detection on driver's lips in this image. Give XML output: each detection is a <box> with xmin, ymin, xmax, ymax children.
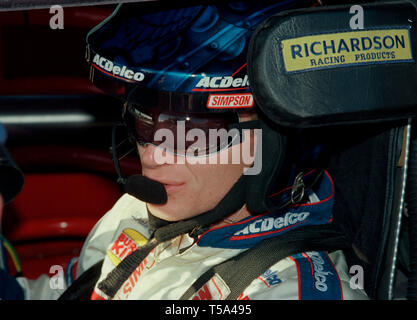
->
<box><xmin>164</xmin><ymin>184</ymin><xmax>186</xmax><ymax>195</ymax></box>
<box><xmin>142</xmin><ymin>171</ymin><xmax>188</xmax><ymax>196</ymax></box>
<box><xmin>158</xmin><ymin>180</ymin><xmax>186</xmax><ymax>195</ymax></box>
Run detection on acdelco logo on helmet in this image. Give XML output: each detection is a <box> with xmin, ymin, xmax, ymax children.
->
<box><xmin>193</xmin><ymin>63</ymin><xmax>253</xmax><ymax>109</ymax></box>
<box><xmin>92</xmin><ymin>54</ymin><xmax>145</xmax><ymax>82</ymax></box>
<box><xmin>194</xmin><ymin>75</ymin><xmax>250</xmax><ymax>90</ymax></box>
<box><xmin>193</xmin><ymin>63</ymin><xmax>250</xmax><ymax>91</ymax></box>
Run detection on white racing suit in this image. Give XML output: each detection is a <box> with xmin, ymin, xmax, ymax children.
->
<box><xmin>17</xmin><ymin>171</ymin><xmax>368</xmax><ymax>300</ymax></box>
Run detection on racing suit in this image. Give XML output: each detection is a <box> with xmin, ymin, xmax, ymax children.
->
<box><xmin>16</xmin><ymin>171</ymin><xmax>368</xmax><ymax>300</ymax></box>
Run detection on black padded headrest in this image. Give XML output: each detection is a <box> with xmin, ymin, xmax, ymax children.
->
<box><xmin>248</xmin><ymin>1</ymin><xmax>417</xmax><ymax>128</ymax></box>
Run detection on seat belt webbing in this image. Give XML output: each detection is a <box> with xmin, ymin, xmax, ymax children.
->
<box><xmin>180</xmin><ymin>224</ymin><xmax>350</xmax><ymax>300</ymax></box>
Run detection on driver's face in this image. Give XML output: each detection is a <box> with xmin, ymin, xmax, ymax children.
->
<box><xmin>138</xmin><ymin>112</ymin><xmax>257</xmax><ymax>221</ymax></box>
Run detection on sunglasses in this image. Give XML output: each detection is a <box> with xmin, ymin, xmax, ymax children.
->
<box><xmin>122</xmin><ymin>103</ymin><xmax>243</xmax><ymax>156</ymax></box>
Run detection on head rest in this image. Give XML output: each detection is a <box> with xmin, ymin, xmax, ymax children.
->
<box><xmin>248</xmin><ymin>1</ymin><xmax>417</xmax><ymax>128</ymax></box>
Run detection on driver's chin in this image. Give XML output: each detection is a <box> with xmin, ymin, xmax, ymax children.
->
<box><xmin>147</xmin><ymin>188</ymin><xmax>218</xmax><ymax>222</ymax></box>
<box><xmin>147</xmin><ymin>202</ymin><xmax>195</xmax><ymax>222</ymax></box>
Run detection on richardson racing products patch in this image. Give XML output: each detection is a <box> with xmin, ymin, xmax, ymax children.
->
<box><xmin>281</xmin><ymin>28</ymin><xmax>413</xmax><ymax>73</ymax></box>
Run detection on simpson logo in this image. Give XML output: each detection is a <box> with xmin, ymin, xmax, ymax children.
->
<box><xmin>92</xmin><ymin>54</ymin><xmax>145</xmax><ymax>82</ymax></box>
<box><xmin>207</xmin><ymin>93</ymin><xmax>254</xmax><ymax>109</ymax></box>
<box><xmin>232</xmin><ymin>211</ymin><xmax>310</xmax><ymax>239</ymax></box>
<box><xmin>281</xmin><ymin>28</ymin><xmax>413</xmax><ymax>73</ymax></box>
<box><xmin>119</xmin><ymin>257</ymin><xmax>149</xmax><ymax>299</ymax></box>
<box><xmin>107</xmin><ymin>228</ymin><xmax>148</xmax><ymax>266</ymax></box>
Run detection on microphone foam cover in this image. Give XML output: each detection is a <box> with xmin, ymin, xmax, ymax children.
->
<box><xmin>125</xmin><ymin>174</ymin><xmax>167</xmax><ymax>204</ymax></box>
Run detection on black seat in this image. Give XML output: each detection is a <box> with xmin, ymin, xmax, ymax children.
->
<box><xmin>247</xmin><ymin>0</ymin><xmax>417</xmax><ymax>299</ymax></box>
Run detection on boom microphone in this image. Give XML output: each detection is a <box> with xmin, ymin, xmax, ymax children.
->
<box><xmin>125</xmin><ymin>174</ymin><xmax>167</xmax><ymax>204</ymax></box>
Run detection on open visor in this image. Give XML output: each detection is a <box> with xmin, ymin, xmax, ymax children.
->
<box><xmin>123</xmin><ymin>103</ymin><xmax>242</xmax><ymax>157</ymax></box>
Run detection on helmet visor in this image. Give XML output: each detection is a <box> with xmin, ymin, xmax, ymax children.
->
<box><xmin>123</xmin><ymin>103</ymin><xmax>242</xmax><ymax>157</ymax></box>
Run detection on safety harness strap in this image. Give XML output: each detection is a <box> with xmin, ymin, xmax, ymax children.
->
<box><xmin>58</xmin><ymin>259</ymin><xmax>103</xmax><ymax>300</ymax></box>
<box><xmin>180</xmin><ymin>224</ymin><xmax>349</xmax><ymax>300</ymax></box>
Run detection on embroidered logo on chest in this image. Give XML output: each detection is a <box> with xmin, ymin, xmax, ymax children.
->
<box><xmin>107</xmin><ymin>228</ymin><xmax>148</xmax><ymax>266</ymax></box>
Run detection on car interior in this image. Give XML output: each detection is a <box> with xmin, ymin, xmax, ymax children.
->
<box><xmin>0</xmin><ymin>0</ymin><xmax>417</xmax><ymax>300</ymax></box>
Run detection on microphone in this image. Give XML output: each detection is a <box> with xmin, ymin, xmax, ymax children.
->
<box><xmin>110</xmin><ymin>124</ymin><xmax>167</xmax><ymax>205</ymax></box>
<box><xmin>125</xmin><ymin>174</ymin><xmax>167</xmax><ymax>204</ymax></box>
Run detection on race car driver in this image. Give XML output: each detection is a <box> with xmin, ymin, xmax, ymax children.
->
<box><xmin>6</xmin><ymin>1</ymin><xmax>368</xmax><ymax>300</ymax></box>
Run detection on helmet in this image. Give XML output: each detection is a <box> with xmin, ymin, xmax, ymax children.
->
<box><xmin>85</xmin><ymin>1</ymin><xmax>320</xmax><ymax>240</ymax></box>
<box><xmin>86</xmin><ymin>1</ymin><xmax>300</xmax><ymax>114</ymax></box>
